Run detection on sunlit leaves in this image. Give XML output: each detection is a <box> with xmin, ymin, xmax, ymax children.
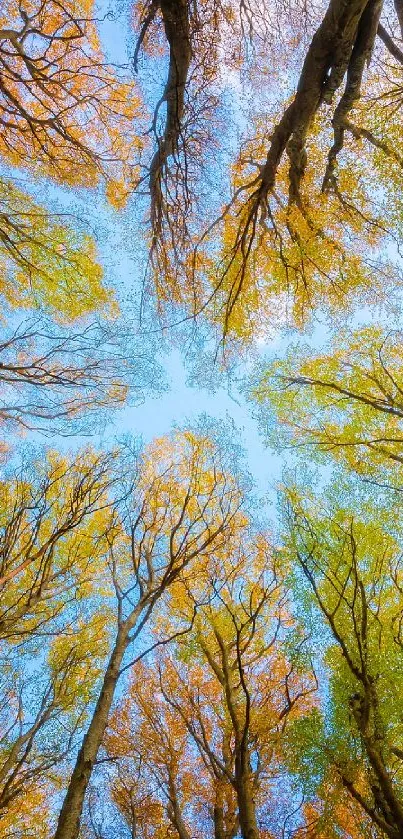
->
<box><xmin>0</xmin><ymin>180</ymin><xmax>114</xmax><ymax>319</ymax></box>
<box><xmin>283</xmin><ymin>490</ymin><xmax>403</xmax><ymax>836</ymax></box>
<box><xmin>0</xmin><ymin>447</ymin><xmax>118</xmax><ymax>641</ymax></box>
<box><xmin>255</xmin><ymin>326</ymin><xmax>403</xmax><ymax>480</ymax></box>
<box><xmin>105</xmin><ymin>532</ymin><xmax>317</xmax><ymax>838</ymax></box>
<box><xmin>0</xmin><ymin>0</ymin><xmax>144</xmax><ymax>193</ymax></box>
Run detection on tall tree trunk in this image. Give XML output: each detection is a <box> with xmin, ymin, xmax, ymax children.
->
<box><xmin>213</xmin><ymin>629</ymin><xmax>259</xmax><ymax>839</ymax></box>
<box><xmin>213</xmin><ymin>784</ymin><xmax>226</xmax><ymax>839</ymax></box>
<box><xmin>235</xmin><ymin>773</ymin><xmax>259</xmax><ymax>839</ymax></box>
<box><xmin>54</xmin><ymin>627</ymin><xmax>130</xmax><ymax>839</ymax></box>
<box><xmin>166</xmin><ymin>774</ymin><xmax>192</xmax><ymax>839</ymax></box>
<box><xmin>149</xmin><ymin>0</ymin><xmax>191</xmax><ymax>234</ymax></box>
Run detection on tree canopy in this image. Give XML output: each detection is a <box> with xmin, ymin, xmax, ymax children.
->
<box><xmin>1</xmin><ymin>0</ymin><xmax>403</xmax><ymax>837</ymax></box>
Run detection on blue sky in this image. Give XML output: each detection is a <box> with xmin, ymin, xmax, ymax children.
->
<box><xmin>102</xmin><ymin>345</ymin><xmax>285</xmax><ymax>499</ymax></box>
<box><xmin>2</xmin><ymin>164</ymin><xmax>286</xmax><ymax>511</ymax></box>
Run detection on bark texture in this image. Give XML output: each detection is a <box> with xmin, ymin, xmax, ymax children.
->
<box><xmin>149</xmin><ymin>0</ymin><xmax>192</xmax><ymax>237</ymax></box>
<box><xmin>54</xmin><ymin>624</ymin><xmax>133</xmax><ymax>839</ymax></box>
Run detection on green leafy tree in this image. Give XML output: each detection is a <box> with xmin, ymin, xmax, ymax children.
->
<box><xmin>254</xmin><ymin>326</ymin><xmax>403</xmax><ymax>484</ymax></box>
<box><xmin>283</xmin><ymin>488</ymin><xmax>403</xmax><ymax>838</ymax></box>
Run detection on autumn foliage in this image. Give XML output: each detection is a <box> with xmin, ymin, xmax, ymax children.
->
<box><xmin>1</xmin><ymin>1</ymin><xmax>403</xmax><ymax>838</ymax></box>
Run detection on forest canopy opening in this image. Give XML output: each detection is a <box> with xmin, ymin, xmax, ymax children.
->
<box><xmin>0</xmin><ymin>1</ymin><xmax>403</xmax><ymax>838</ymax></box>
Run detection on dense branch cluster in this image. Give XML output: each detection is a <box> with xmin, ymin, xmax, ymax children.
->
<box><xmin>130</xmin><ymin>0</ymin><xmax>403</xmax><ymax>342</ymax></box>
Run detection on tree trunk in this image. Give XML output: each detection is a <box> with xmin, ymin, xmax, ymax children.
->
<box><xmin>149</xmin><ymin>0</ymin><xmax>191</xmax><ymax>231</ymax></box>
<box><xmin>213</xmin><ymin>784</ymin><xmax>226</xmax><ymax>839</ymax></box>
<box><xmin>235</xmin><ymin>764</ymin><xmax>259</xmax><ymax>839</ymax></box>
<box><xmin>166</xmin><ymin>774</ymin><xmax>192</xmax><ymax>839</ymax></box>
<box><xmin>54</xmin><ymin>628</ymin><xmax>129</xmax><ymax>839</ymax></box>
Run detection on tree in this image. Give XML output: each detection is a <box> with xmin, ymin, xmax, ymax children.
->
<box><xmin>0</xmin><ymin>447</ymin><xmax>122</xmax><ymax>837</ymax></box>
<box><xmin>0</xmin><ymin>316</ymin><xmax>163</xmax><ymax>436</ymax></box>
<box><xmin>0</xmin><ymin>447</ymin><xmax>119</xmax><ymax>640</ymax></box>
<box><xmin>284</xmin><ymin>489</ymin><xmax>403</xmax><ymax>838</ymax></box>
<box><xmin>105</xmin><ymin>532</ymin><xmax>317</xmax><ymax>839</ymax></box>
<box><xmin>0</xmin><ymin>615</ymin><xmax>108</xmax><ymax>834</ymax></box>
<box><xmin>2</xmin><ymin>0</ymin><xmax>403</xmax><ymax>341</ymax></box>
<box><xmin>0</xmin><ymin>179</ymin><xmax>114</xmax><ymax>320</ymax></box>
<box><xmin>105</xmin><ymin>657</ymin><xmax>238</xmax><ymax>839</ymax></box>
<box><xmin>0</xmin><ymin>0</ymin><xmax>142</xmax><ymax>191</ymax></box>
<box><xmin>54</xmin><ymin>430</ymin><xmax>245</xmax><ymax>839</ymax></box>
<box><xmin>132</xmin><ymin>0</ymin><xmax>240</xmax><ymax>283</ymax></box>
<box><xmin>253</xmin><ymin>326</ymin><xmax>403</xmax><ymax>484</ymax></box>
<box><xmin>132</xmin><ymin>0</ymin><xmax>403</xmax><ymax>343</ymax></box>
<box><xmin>104</xmin><ymin>657</ymin><xmax>212</xmax><ymax>839</ymax></box>
<box><xmin>0</xmin><ymin>175</ymin><xmax>135</xmax><ymax>439</ymax></box>
<box><xmin>0</xmin><ymin>0</ymin><xmax>146</xmax><ymax>422</ymax></box>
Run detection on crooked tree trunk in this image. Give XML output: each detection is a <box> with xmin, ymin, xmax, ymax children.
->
<box><xmin>364</xmin><ymin>737</ymin><xmax>403</xmax><ymax>836</ymax></box>
<box><xmin>251</xmin><ymin>0</ymin><xmax>383</xmax><ymax>205</ymax></box>
<box><xmin>149</xmin><ymin>0</ymin><xmax>191</xmax><ymax>233</ymax></box>
<box><xmin>213</xmin><ymin>805</ymin><xmax>226</xmax><ymax>839</ymax></box>
<box><xmin>54</xmin><ymin>625</ymin><xmax>131</xmax><ymax>839</ymax></box>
